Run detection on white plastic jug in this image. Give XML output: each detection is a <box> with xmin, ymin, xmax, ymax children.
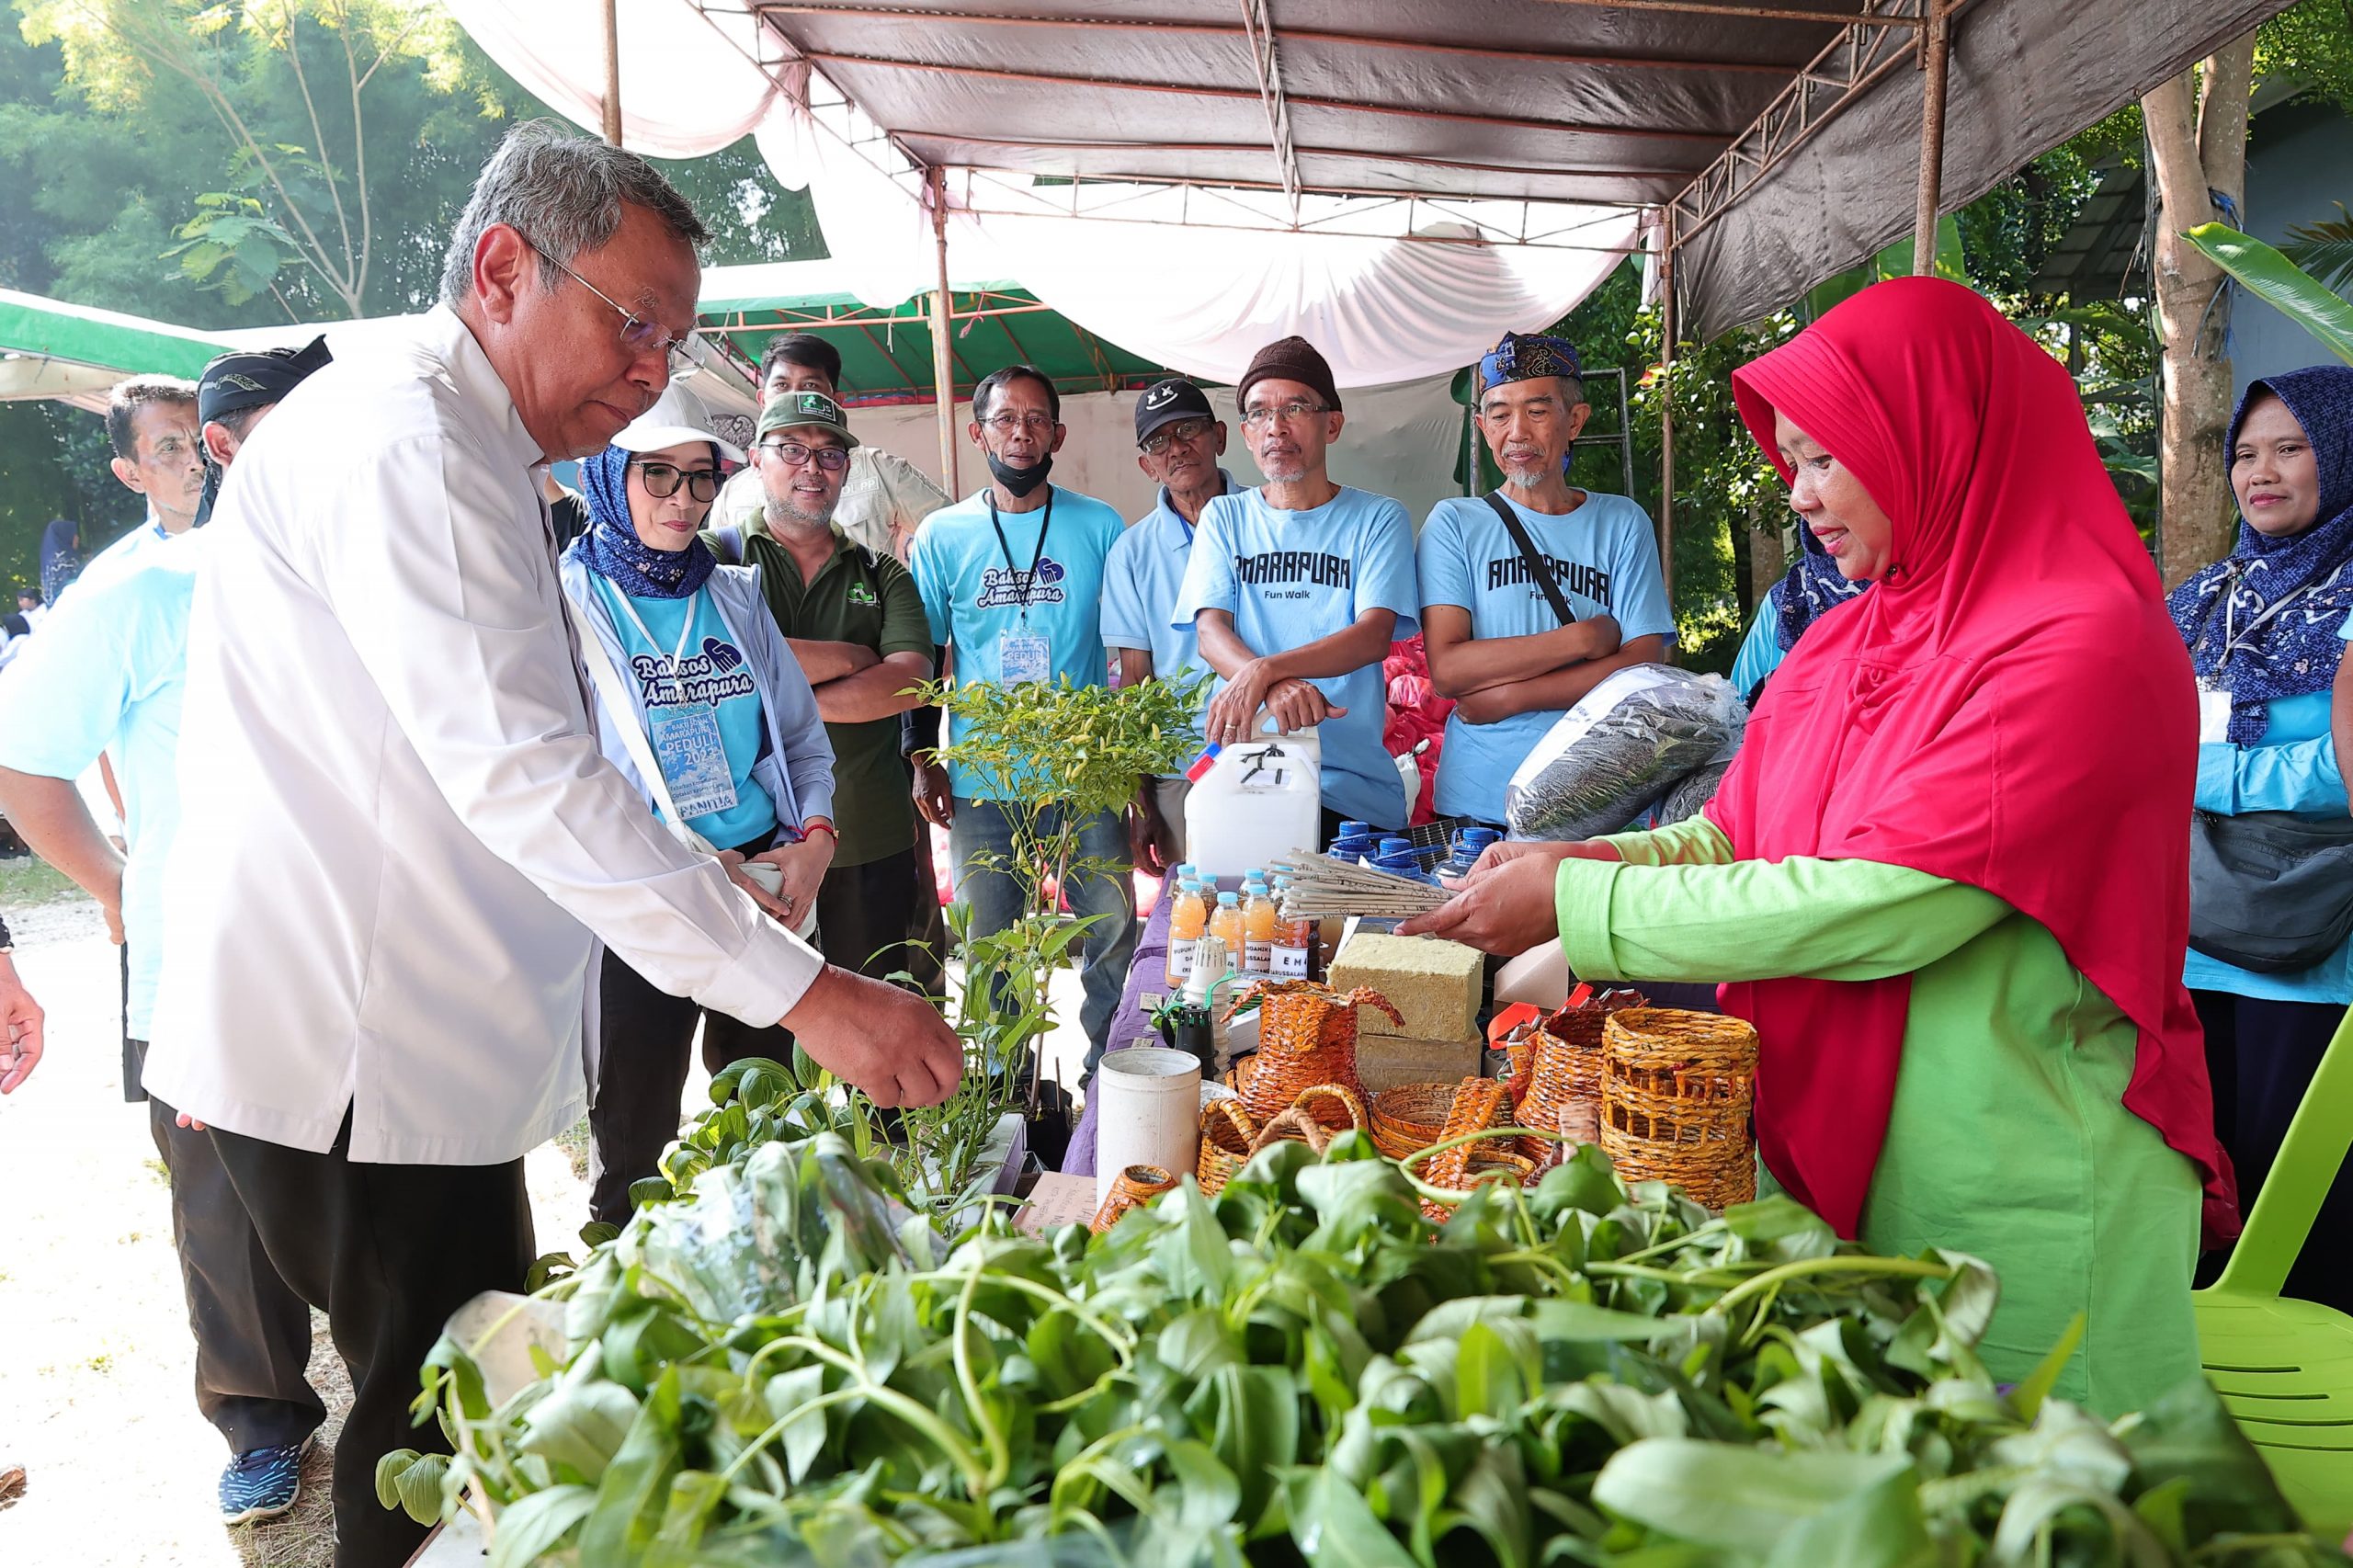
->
<box><xmin>1185</xmin><ymin>722</ymin><xmax>1322</xmax><ymax>878</ymax></box>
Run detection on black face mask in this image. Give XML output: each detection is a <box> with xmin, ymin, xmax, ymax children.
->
<box><xmin>986</xmin><ymin>449</ymin><xmax>1053</xmax><ymax>498</ymax></box>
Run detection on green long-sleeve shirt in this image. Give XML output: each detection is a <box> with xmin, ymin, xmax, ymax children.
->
<box><xmin>1554</xmin><ymin>816</ymin><xmax>2200</xmax><ymax>1418</ymax></box>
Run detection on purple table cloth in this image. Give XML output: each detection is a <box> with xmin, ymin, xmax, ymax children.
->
<box><xmin>1063</xmin><ymin>881</ymin><xmax>1182</xmax><ymax>1178</ymax></box>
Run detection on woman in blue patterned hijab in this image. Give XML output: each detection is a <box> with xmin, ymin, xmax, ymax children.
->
<box><xmin>2168</xmin><ymin>363</ymin><xmax>2353</xmax><ymax>1318</ymax></box>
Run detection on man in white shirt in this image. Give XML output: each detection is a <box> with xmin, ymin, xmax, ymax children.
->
<box><xmin>143</xmin><ymin>121</ymin><xmax>961</xmax><ymax>1568</ymax></box>
<box><xmin>16</xmin><ymin>588</ymin><xmax>45</xmax><ymax>629</ymax></box>
<box><xmin>75</xmin><ymin>375</ymin><xmax>203</xmax><ymax>599</ymax></box>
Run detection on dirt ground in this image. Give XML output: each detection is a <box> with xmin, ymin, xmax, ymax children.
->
<box><xmin>0</xmin><ymin>893</ymin><xmax>598</xmax><ymax>1568</ymax></box>
<box><xmin>0</xmin><ymin>872</ymin><xmax>1094</xmax><ymax>1565</ymax></box>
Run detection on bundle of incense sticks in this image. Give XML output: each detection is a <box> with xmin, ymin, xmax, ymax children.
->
<box><xmin>1271</xmin><ymin>852</ymin><xmax>1454</xmax><ymax>919</ymax></box>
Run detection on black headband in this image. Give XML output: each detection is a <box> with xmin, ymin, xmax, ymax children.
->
<box><xmin>193</xmin><ymin>335</ymin><xmax>333</xmax><ymax>528</ymax></box>
<box><xmin>198</xmin><ymin>335</ymin><xmax>334</xmax><ymax>426</ymax></box>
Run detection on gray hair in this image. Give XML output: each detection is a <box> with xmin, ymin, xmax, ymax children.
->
<box><xmin>438</xmin><ymin>119</ymin><xmax>708</xmax><ymax>307</ymax></box>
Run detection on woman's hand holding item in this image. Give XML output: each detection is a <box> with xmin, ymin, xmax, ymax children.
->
<box><xmin>1399</xmin><ymin>838</ymin><xmax>1622</xmax><ymax>952</ymax></box>
<box><xmin>754</xmin><ymin>835</ymin><xmax>835</xmax><ymax>926</ymax></box>
<box><xmin>717</xmin><ymin>848</ymin><xmax>795</xmax><ymax>923</ymax></box>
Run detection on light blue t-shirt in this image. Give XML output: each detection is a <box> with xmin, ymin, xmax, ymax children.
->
<box><xmin>0</xmin><ymin>532</ymin><xmax>201</xmax><ymax>1038</ymax></box>
<box><xmin>1176</xmin><ymin>484</ymin><xmax>1420</xmax><ymax>828</ymax></box>
<box><xmin>1730</xmin><ymin>608</ymin><xmax>1782</xmax><ymax>700</ymax></box>
<box><xmin>910</xmin><ymin>483</ymin><xmax>1128</xmax><ymax>801</ymax></box>
<box><xmin>70</xmin><ymin>515</ymin><xmax>171</xmax><ymax>601</ymax></box>
<box><xmin>1416</xmin><ymin>490</ymin><xmax>1674</xmax><ymax>825</ymax></box>
<box><xmin>593</xmin><ymin>577</ymin><xmax>779</xmax><ymax>849</ymax></box>
<box><xmin>1102</xmin><ymin>472</ymin><xmax>1235</xmax><ymax>778</ymax></box>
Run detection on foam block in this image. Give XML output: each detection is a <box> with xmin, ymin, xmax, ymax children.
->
<box><xmin>1329</xmin><ymin>931</ymin><xmax>1484</xmax><ymax>1041</ymax></box>
<box><xmin>1355</xmin><ymin>1030</ymin><xmax>1485</xmax><ymax>1096</ymax></box>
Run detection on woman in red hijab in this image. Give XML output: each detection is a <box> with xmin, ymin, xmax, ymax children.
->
<box><xmin>1405</xmin><ymin>278</ymin><xmax>2233</xmax><ymax>1416</ymax></box>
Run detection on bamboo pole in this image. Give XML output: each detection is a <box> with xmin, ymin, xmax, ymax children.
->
<box><xmin>927</xmin><ymin>166</ymin><xmax>960</xmax><ymax>494</ymax></box>
<box><xmin>599</xmin><ymin>0</ymin><xmax>622</xmax><ymax>145</ymax></box>
<box><xmin>1912</xmin><ymin>0</ymin><xmax>1952</xmax><ymax>274</ymax></box>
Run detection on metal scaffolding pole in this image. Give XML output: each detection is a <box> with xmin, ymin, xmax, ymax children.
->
<box><xmin>1912</xmin><ymin>0</ymin><xmax>1953</xmax><ymax>273</ymax></box>
<box><xmin>927</xmin><ymin>166</ymin><xmax>960</xmax><ymax>494</ymax></box>
<box><xmin>1657</xmin><ymin>209</ymin><xmax>1678</xmax><ymax>621</ymax></box>
<box><xmin>599</xmin><ymin>0</ymin><xmax>622</xmax><ymax>144</ymax></box>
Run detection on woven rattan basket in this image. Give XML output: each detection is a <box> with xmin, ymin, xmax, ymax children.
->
<box><xmin>1370</xmin><ymin>1079</ymin><xmax>1510</xmax><ymax>1162</ymax></box>
<box><xmin>1228</xmin><ymin>983</ymin><xmax>1394</xmax><ymax>1127</ymax></box>
<box><xmin>1196</xmin><ymin>1098</ymin><xmax>1257</xmax><ymax>1198</ymax></box>
<box><xmin>1600</xmin><ymin>1008</ymin><xmax>1758</xmax><ymax>1210</ymax></box>
<box><xmin>1244</xmin><ymin>1084</ymin><xmax>1367</xmax><ymax>1158</ymax></box>
<box><xmin>1091</xmin><ymin>1165</ymin><xmax>1178</xmax><ymax>1233</ymax></box>
<box><xmin>1514</xmin><ymin>991</ymin><xmax>1648</xmax><ymax>1165</ymax></box>
<box><xmin>1421</xmin><ymin>1151</ymin><xmax>1539</xmax><ymax>1222</ymax></box>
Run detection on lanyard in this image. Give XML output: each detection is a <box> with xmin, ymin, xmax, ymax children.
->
<box><xmin>597</xmin><ymin>577</ymin><xmax>703</xmax><ymax>701</ymax></box>
<box><xmin>985</xmin><ymin>489</ymin><xmax>1055</xmax><ymax>624</ymax></box>
<box><xmin>2214</xmin><ymin>567</ymin><xmax>2323</xmax><ymax>671</ymax></box>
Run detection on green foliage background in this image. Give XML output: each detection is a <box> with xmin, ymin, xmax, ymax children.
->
<box><xmin>0</xmin><ymin>0</ymin><xmax>824</xmax><ymax>594</ymax></box>
<box><xmin>4</xmin><ymin>0</ymin><xmax>2350</xmax><ymax>617</ymax></box>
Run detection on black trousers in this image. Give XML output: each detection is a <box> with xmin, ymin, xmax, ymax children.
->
<box><xmin>818</xmin><ymin>846</ymin><xmax>931</xmax><ymax>989</ymax></box>
<box><xmin>2194</xmin><ymin>988</ymin><xmax>2353</xmax><ymax>1312</ymax></box>
<box><xmin>132</xmin><ymin>1041</ymin><xmax>324</xmax><ymax>1455</ymax></box>
<box><xmin>587</xmin><ymin>949</ymin><xmax>795</xmax><ymax>1226</ymax></box>
<box><xmin>193</xmin><ymin>1107</ymin><xmax>532</xmax><ymax>1568</ymax></box>
<box><xmin>906</xmin><ymin>821</ymin><xmax>950</xmax><ymax>992</ymax></box>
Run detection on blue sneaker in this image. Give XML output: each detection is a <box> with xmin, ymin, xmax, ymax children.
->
<box><xmin>218</xmin><ymin>1432</ymin><xmax>313</xmax><ymax>1525</ymax></box>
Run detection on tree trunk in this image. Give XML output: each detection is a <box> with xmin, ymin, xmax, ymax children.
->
<box><xmin>1746</xmin><ymin>506</ymin><xmax>1786</xmax><ymax>613</ymax></box>
<box><xmin>2142</xmin><ymin>34</ymin><xmax>2255</xmax><ymax>587</ymax></box>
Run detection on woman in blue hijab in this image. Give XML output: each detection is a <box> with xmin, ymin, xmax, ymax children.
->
<box><xmin>2168</xmin><ymin>364</ymin><xmax>2353</xmax><ymax>1310</ymax></box>
<box><xmin>1727</xmin><ymin>516</ymin><xmax>1868</xmax><ymax>701</ymax></box>
<box><xmin>559</xmin><ymin>383</ymin><xmax>838</xmax><ymax>1226</ymax></box>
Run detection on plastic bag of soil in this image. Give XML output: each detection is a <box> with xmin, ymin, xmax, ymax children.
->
<box><xmin>1656</xmin><ymin>758</ymin><xmax>1732</xmax><ymax>826</ymax></box>
<box><xmin>1505</xmin><ymin>665</ymin><xmax>1745</xmax><ymax>841</ymax></box>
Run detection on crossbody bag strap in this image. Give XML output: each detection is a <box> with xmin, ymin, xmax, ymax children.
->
<box><xmin>562</xmin><ymin>592</ymin><xmax>723</xmax><ymax>858</ymax></box>
<box><xmin>1482</xmin><ymin>491</ymin><xmax>1576</xmax><ymax>629</ymax></box>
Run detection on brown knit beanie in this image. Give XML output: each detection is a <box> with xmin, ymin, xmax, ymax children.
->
<box><xmin>1235</xmin><ymin>335</ymin><xmax>1342</xmax><ymax>414</ymax></box>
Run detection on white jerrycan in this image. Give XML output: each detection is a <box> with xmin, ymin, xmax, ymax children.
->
<box><xmin>1185</xmin><ymin>720</ymin><xmax>1322</xmax><ymax>878</ymax></box>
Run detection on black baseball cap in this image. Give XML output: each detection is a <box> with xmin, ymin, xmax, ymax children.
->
<box><xmin>1133</xmin><ymin>377</ymin><xmax>1215</xmax><ymax>445</ymax></box>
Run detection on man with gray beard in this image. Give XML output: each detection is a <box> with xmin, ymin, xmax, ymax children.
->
<box><xmin>733</xmin><ymin>391</ymin><xmax>940</xmax><ymax>986</ymax></box>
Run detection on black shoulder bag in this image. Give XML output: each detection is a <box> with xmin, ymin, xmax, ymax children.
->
<box><xmin>1482</xmin><ymin>492</ymin><xmax>1576</xmax><ymax>627</ymax></box>
<box><xmin>2188</xmin><ymin>808</ymin><xmax>2353</xmax><ymax>973</ymax></box>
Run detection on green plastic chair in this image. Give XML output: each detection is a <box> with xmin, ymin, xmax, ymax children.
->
<box><xmin>2195</xmin><ymin>1006</ymin><xmax>2353</xmax><ymax>1537</ymax></box>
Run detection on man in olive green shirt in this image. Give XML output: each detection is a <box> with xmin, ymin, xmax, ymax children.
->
<box><xmin>734</xmin><ymin>391</ymin><xmax>941</xmax><ymax>988</ymax></box>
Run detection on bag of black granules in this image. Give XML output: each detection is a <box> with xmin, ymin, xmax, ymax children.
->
<box><xmin>1504</xmin><ymin>665</ymin><xmax>1745</xmax><ymax>841</ymax></box>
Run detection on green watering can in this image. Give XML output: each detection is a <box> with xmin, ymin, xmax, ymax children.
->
<box><xmin>2195</xmin><ymin>1006</ymin><xmax>2353</xmax><ymax>1537</ymax></box>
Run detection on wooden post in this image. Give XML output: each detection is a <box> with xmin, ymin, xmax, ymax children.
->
<box><xmin>599</xmin><ymin>0</ymin><xmax>622</xmax><ymax>145</ymax></box>
<box><xmin>1657</xmin><ymin>209</ymin><xmax>1677</xmax><ymax>618</ymax></box>
<box><xmin>927</xmin><ymin>166</ymin><xmax>960</xmax><ymax>494</ymax></box>
<box><xmin>1912</xmin><ymin>0</ymin><xmax>1951</xmax><ymax>274</ymax></box>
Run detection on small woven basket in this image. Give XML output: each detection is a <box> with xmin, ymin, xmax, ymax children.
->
<box><xmin>1370</xmin><ymin>1079</ymin><xmax>1510</xmax><ymax>1162</ymax></box>
<box><xmin>1090</xmin><ymin>1165</ymin><xmax>1178</xmax><ymax>1233</ymax></box>
<box><xmin>1514</xmin><ymin>990</ymin><xmax>1648</xmax><ymax>1165</ymax></box>
<box><xmin>1415</xmin><ymin>1079</ymin><xmax>1535</xmax><ymax>1220</ymax></box>
<box><xmin>1196</xmin><ymin>1098</ymin><xmax>1257</xmax><ymax>1198</ymax></box>
<box><xmin>1244</xmin><ymin>1084</ymin><xmax>1368</xmax><ymax>1158</ymax></box>
<box><xmin>1239</xmin><ymin>980</ymin><xmax>1402</xmax><ymax>1054</ymax></box>
<box><xmin>1600</xmin><ymin>1008</ymin><xmax>1759</xmax><ymax>1211</ymax></box>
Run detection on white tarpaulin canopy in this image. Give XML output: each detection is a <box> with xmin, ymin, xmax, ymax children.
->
<box><xmin>449</xmin><ymin>0</ymin><xmax>2311</xmax><ymax>344</ymax></box>
<box><xmin>442</xmin><ymin>0</ymin><xmax>1643</xmax><ymax>388</ymax></box>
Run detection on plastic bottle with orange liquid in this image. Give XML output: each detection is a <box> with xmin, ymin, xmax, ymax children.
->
<box><xmin>1165</xmin><ymin>878</ymin><xmax>1208</xmax><ymax>988</ymax></box>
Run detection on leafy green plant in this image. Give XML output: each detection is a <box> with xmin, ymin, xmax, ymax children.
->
<box><xmin>2283</xmin><ymin>203</ymin><xmax>2353</xmax><ymax>293</ymax></box>
<box><xmin>388</xmin><ymin>1129</ymin><xmax>2339</xmax><ymax>1565</ymax></box>
<box><xmin>2185</xmin><ymin>222</ymin><xmax>2353</xmax><ymax>366</ymax></box>
<box><xmin>921</xmin><ymin>672</ymin><xmax>1206</xmax><ymax>1090</ymax></box>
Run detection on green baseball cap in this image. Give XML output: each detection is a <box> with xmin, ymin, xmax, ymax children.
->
<box><xmin>756</xmin><ymin>390</ymin><xmax>860</xmax><ymax>449</ymax></box>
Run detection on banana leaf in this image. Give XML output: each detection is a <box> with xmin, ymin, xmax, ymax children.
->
<box><xmin>2184</xmin><ymin>222</ymin><xmax>2353</xmax><ymax>366</ymax></box>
